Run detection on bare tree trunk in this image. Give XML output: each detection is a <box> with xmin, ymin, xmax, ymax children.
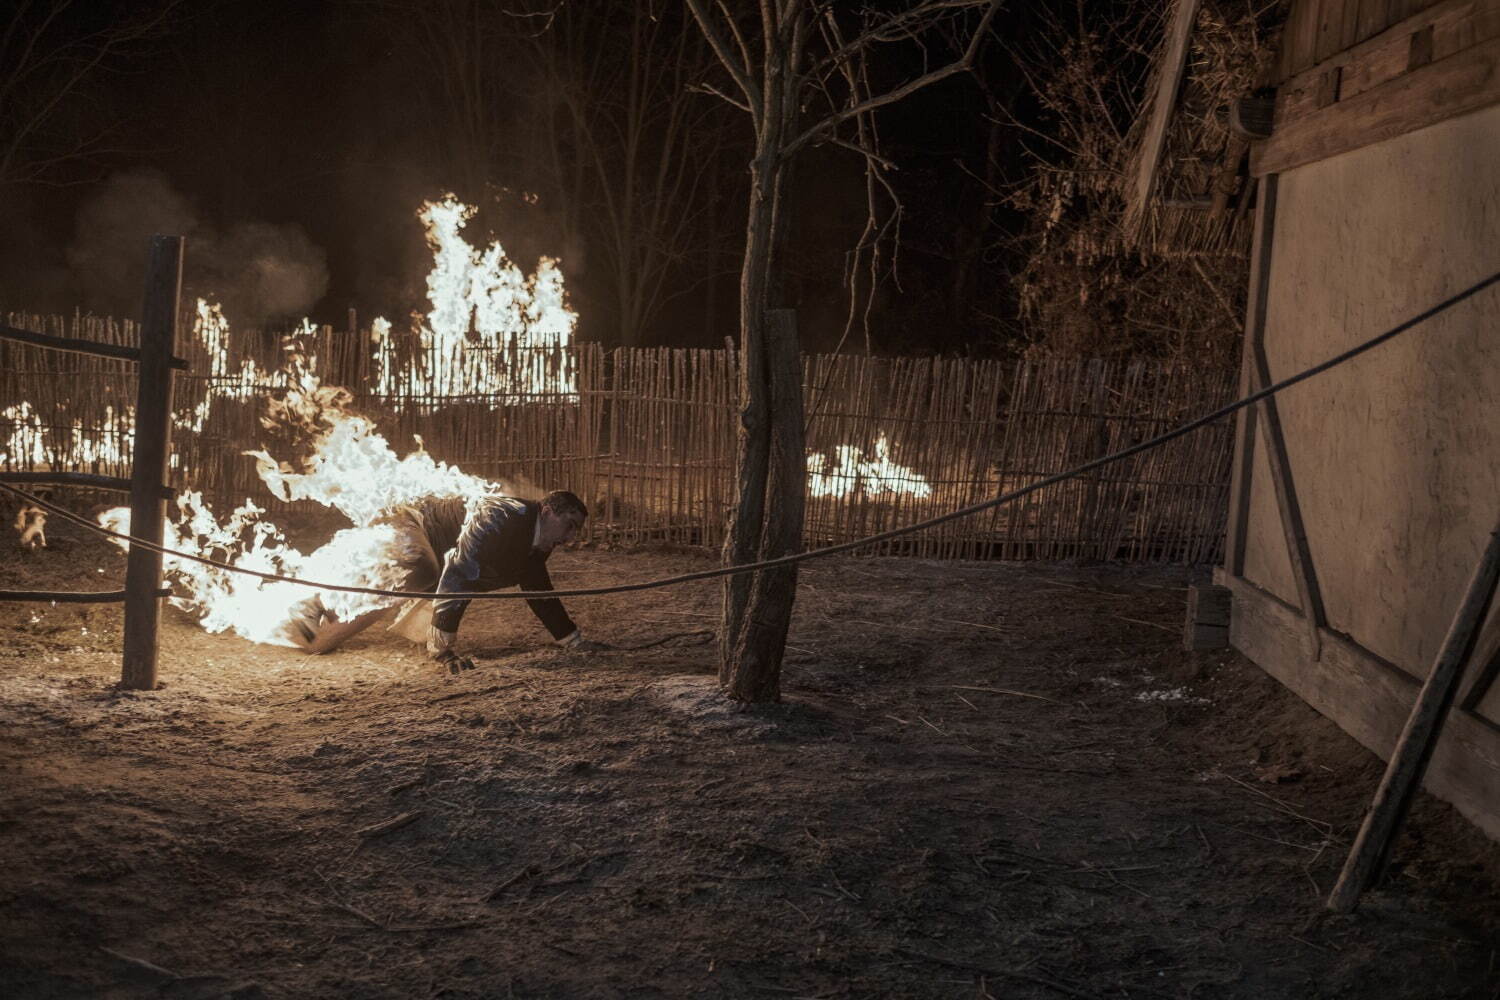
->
<box><xmin>721</xmin><ymin>308</ymin><xmax>805</xmax><ymax>701</ymax></box>
<box><xmin>689</xmin><ymin>0</ymin><xmax>996</xmax><ymax>703</ymax></box>
<box><xmin>719</xmin><ymin>145</ymin><xmax>782</xmax><ymax>670</ymax></box>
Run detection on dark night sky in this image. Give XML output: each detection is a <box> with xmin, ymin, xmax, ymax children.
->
<box><xmin>0</xmin><ymin>0</ymin><xmax>1016</xmax><ymax>354</ymax></box>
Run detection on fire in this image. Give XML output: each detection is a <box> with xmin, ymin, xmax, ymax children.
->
<box><xmin>8</xmin><ymin>192</ymin><xmax>941</xmax><ymax>650</ymax></box>
<box><xmin>371</xmin><ymin>195</ymin><xmax>578</xmax><ymax>404</ymax></box>
<box><xmin>102</xmin><ymin>303</ymin><xmax>503</xmax><ymax>645</ymax></box>
<box><xmin>1</xmin><ymin>402</ymin><xmax>49</xmax><ymax>467</ymax></box>
<box><xmin>806</xmin><ymin>433</ymin><xmax>932</xmax><ymax>499</ymax></box>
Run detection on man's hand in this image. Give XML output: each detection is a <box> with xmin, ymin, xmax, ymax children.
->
<box><xmin>433</xmin><ymin>647</ymin><xmax>476</xmax><ymax>674</ymax></box>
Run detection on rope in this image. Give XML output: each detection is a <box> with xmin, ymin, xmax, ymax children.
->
<box><xmin>4</xmin><ymin>268</ymin><xmax>1496</xmax><ymax>603</ymax></box>
<box><xmin>607</xmin><ymin>630</ymin><xmax>716</xmax><ymax>651</ymax></box>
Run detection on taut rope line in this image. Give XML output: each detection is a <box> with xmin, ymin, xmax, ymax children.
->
<box><xmin>3</xmin><ymin>269</ymin><xmax>1497</xmax><ymax>602</ymax></box>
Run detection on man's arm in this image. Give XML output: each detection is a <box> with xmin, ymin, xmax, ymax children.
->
<box><xmin>519</xmin><ymin>556</ymin><xmax>579</xmax><ymax>643</ymax></box>
<box><xmin>429</xmin><ymin>504</ymin><xmax>495</xmax><ymax>652</ymax></box>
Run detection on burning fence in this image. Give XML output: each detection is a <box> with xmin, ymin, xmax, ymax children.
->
<box><xmin>2</xmin><ymin>194</ymin><xmax>1237</xmax><ymax>652</ymax></box>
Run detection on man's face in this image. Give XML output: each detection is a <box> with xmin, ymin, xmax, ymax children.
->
<box><xmin>537</xmin><ymin>506</ymin><xmax>584</xmax><ymax>553</ymax></box>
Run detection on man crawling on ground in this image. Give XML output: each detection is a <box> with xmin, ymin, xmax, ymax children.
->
<box><xmin>279</xmin><ymin>489</ymin><xmax>607</xmax><ymax>672</ymax></box>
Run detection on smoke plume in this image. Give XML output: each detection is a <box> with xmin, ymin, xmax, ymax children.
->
<box><xmin>63</xmin><ymin>169</ymin><xmax>329</xmax><ymax>327</ymax></box>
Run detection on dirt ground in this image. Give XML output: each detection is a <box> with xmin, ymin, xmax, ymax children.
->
<box><xmin>2</xmin><ymin>513</ymin><xmax>1499</xmax><ymax>1000</ymax></box>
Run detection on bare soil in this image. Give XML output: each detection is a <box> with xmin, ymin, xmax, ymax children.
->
<box><xmin>2</xmin><ymin>515</ymin><xmax>1498</xmax><ymax>999</ymax></box>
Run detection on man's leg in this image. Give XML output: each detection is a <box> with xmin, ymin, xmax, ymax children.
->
<box><xmin>279</xmin><ymin>596</ymin><xmax>395</xmax><ymax>654</ymax></box>
<box><xmin>302</xmin><ymin>606</ymin><xmax>396</xmax><ymax>654</ymax></box>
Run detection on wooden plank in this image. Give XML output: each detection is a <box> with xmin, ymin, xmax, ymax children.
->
<box><xmin>1276</xmin><ymin>0</ymin><xmax>1500</xmax><ymax>120</ymax></box>
<box><xmin>1129</xmin><ymin>0</ymin><xmax>1201</xmax><ymax>224</ymax></box>
<box><xmin>1224</xmin><ymin>176</ymin><xmax>1277</xmax><ymax>576</ymax></box>
<box><xmin>121</xmin><ymin>236</ymin><xmax>184</xmax><ymax>692</ymax></box>
<box><xmin>0</xmin><ymin>588</ymin><xmax>171</xmax><ymax>604</ymax></box>
<box><xmin>0</xmin><ymin>323</ymin><xmax>188</xmax><ymax>370</ymax></box>
<box><xmin>1356</xmin><ymin>0</ymin><xmax>1395</xmax><ymax>43</ymax></box>
<box><xmin>1327</xmin><ymin>522</ymin><xmax>1500</xmax><ymax>911</ymax></box>
<box><xmin>1288</xmin><ymin>0</ymin><xmax>1327</xmax><ymax>78</ymax></box>
<box><xmin>1250</xmin><ymin>327</ymin><xmax>1328</xmax><ymax>657</ymax></box>
<box><xmin>1217</xmin><ymin>569</ymin><xmax>1500</xmax><ymax>841</ymax></box>
<box><xmin>1458</xmin><ymin>612</ymin><xmax>1500</xmax><ymax>710</ymax></box>
<box><xmin>1316</xmin><ymin>0</ymin><xmax>1349</xmax><ymax>62</ymax></box>
<box><xmin>1341</xmin><ymin>0</ymin><xmax>1368</xmax><ymax>50</ymax></box>
<box><xmin>0</xmin><ymin>471</ymin><xmax>172</xmax><ymax>498</ymax></box>
<box><xmin>1255</xmin><ymin>29</ymin><xmax>1500</xmax><ymax>174</ymax></box>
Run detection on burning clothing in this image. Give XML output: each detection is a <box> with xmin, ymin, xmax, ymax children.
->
<box><xmin>279</xmin><ymin>493</ymin><xmax>577</xmax><ymax>653</ymax></box>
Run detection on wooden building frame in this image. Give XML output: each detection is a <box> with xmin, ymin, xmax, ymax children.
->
<box><xmin>1215</xmin><ymin>0</ymin><xmax>1500</xmax><ymax>839</ymax></box>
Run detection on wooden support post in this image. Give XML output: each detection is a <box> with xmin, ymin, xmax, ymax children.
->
<box><xmin>121</xmin><ymin>235</ymin><xmax>183</xmax><ymax>691</ymax></box>
<box><xmin>1326</xmin><ymin>519</ymin><xmax>1500</xmax><ymax>913</ymax></box>
<box><xmin>1225</xmin><ymin>175</ymin><xmax>1276</xmax><ymax>577</ymax></box>
<box><xmin>1183</xmin><ymin>584</ymin><xmax>1231</xmax><ymax>650</ymax></box>
<box><xmin>1128</xmin><ymin>0</ymin><xmax>1202</xmax><ymax>227</ymax></box>
<box><xmin>1250</xmin><ymin>334</ymin><xmax>1327</xmax><ymax>659</ymax></box>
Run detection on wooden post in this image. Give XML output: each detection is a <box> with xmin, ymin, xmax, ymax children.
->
<box><xmin>1224</xmin><ymin>174</ymin><xmax>1276</xmax><ymax>577</ymax></box>
<box><xmin>1326</xmin><ymin>519</ymin><xmax>1500</xmax><ymax>913</ymax></box>
<box><xmin>1127</xmin><ymin>0</ymin><xmax>1201</xmax><ymax>230</ymax></box>
<box><xmin>121</xmin><ymin>235</ymin><xmax>183</xmax><ymax>691</ymax></box>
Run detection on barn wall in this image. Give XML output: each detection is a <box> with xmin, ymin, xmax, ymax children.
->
<box><xmin>1231</xmin><ymin>100</ymin><xmax>1500</xmax><ymax>837</ymax></box>
<box><xmin>1246</xmin><ymin>100</ymin><xmax>1500</xmax><ymax>687</ymax></box>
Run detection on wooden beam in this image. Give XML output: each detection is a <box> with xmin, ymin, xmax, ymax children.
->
<box><xmin>1458</xmin><ymin>615</ymin><xmax>1500</xmax><ymax>711</ymax></box>
<box><xmin>0</xmin><ymin>588</ymin><xmax>170</xmax><ymax>604</ymax></box>
<box><xmin>1250</xmin><ymin>334</ymin><xmax>1328</xmax><ymax>658</ymax></box>
<box><xmin>0</xmin><ymin>323</ymin><xmax>189</xmax><ymax>370</ymax></box>
<box><xmin>0</xmin><ymin>471</ymin><xmax>173</xmax><ymax>500</ymax></box>
<box><xmin>1216</xmin><ymin>568</ymin><xmax>1500</xmax><ymax>841</ymax></box>
<box><xmin>121</xmin><ymin>236</ymin><xmax>183</xmax><ymax>692</ymax></box>
<box><xmin>1129</xmin><ymin>0</ymin><xmax>1201</xmax><ymax>223</ymax></box>
<box><xmin>1224</xmin><ymin>176</ymin><xmax>1278</xmax><ymax>577</ymax></box>
<box><xmin>1254</xmin><ymin>22</ymin><xmax>1500</xmax><ymax>175</ymax></box>
<box><xmin>1326</xmin><ymin>521</ymin><xmax>1500</xmax><ymax>912</ymax></box>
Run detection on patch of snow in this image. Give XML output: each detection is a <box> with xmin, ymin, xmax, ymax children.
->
<box><xmin>1134</xmin><ymin>687</ymin><xmax>1209</xmax><ymax>705</ymax></box>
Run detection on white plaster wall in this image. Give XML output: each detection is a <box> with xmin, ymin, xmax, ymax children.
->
<box><xmin>1245</xmin><ymin>102</ymin><xmax>1500</xmax><ymax>708</ymax></box>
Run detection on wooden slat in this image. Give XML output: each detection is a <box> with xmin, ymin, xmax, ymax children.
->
<box><xmin>1282</xmin><ymin>0</ymin><xmax>1326</xmax><ymax>79</ymax></box>
<box><xmin>0</xmin><ymin>588</ymin><xmax>171</xmax><ymax>604</ymax></box>
<box><xmin>1315</xmin><ymin>0</ymin><xmax>1348</xmax><ymax>62</ymax></box>
<box><xmin>1327</xmin><ymin>521</ymin><xmax>1500</xmax><ymax>911</ymax></box>
<box><xmin>1260</xmin><ymin>0</ymin><xmax>1500</xmax><ymax>174</ymax></box>
<box><xmin>0</xmin><ymin>323</ymin><xmax>189</xmax><ymax>370</ymax></box>
<box><xmin>1129</xmin><ymin>0</ymin><xmax>1202</xmax><ymax>225</ymax></box>
<box><xmin>1356</xmin><ymin>0</ymin><xmax>1395</xmax><ymax>43</ymax></box>
<box><xmin>0</xmin><ymin>471</ymin><xmax>173</xmax><ymax>498</ymax></box>
<box><xmin>1256</xmin><ymin>28</ymin><xmax>1500</xmax><ymax>174</ymax></box>
<box><xmin>1219</xmin><ymin>568</ymin><xmax>1500</xmax><ymax>840</ymax></box>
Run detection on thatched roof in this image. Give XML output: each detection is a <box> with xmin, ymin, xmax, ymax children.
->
<box><xmin>1120</xmin><ymin>0</ymin><xmax>1288</xmax><ymax>258</ymax></box>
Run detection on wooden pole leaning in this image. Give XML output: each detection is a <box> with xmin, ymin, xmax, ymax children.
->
<box><xmin>120</xmin><ymin>235</ymin><xmax>184</xmax><ymax>691</ymax></box>
<box><xmin>1325</xmin><ymin>517</ymin><xmax>1500</xmax><ymax>913</ymax></box>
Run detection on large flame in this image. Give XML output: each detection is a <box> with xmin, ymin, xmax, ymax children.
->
<box><xmin>371</xmin><ymin>195</ymin><xmax>578</xmax><ymax>403</ymax></box>
<box><xmin>806</xmin><ymin>433</ymin><xmax>932</xmax><ymax>499</ymax></box>
<box><xmin>102</xmin><ymin>300</ymin><xmax>504</xmax><ymax>646</ymax></box>
<box><xmin>103</xmin><ymin>379</ymin><xmax>502</xmax><ymax>644</ymax></box>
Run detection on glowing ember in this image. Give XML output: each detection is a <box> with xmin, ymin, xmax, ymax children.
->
<box><xmin>806</xmin><ymin>434</ymin><xmax>932</xmax><ymax>499</ymax></box>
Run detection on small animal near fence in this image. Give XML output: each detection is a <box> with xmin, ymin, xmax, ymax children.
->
<box><xmin>1</xmin><ymin>309</ymin><xmax>1238</xmax><ymax>564</ymax></box>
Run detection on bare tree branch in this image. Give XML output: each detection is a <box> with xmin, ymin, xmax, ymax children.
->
<box><xmin>780</xmin><ymin>0</ymin><xmax>1000</xmax><ymax>160</ymax></box>
<box><xmin>684</xmin><ymin>0</ymin><xmax>762</xmax><ymax>118</ymax></box>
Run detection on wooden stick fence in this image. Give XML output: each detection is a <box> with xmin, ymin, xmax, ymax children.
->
<box><xmin>1</xmin><ymin>312</ymin><xmax>1238</xmax><ymax>563</ymax></box>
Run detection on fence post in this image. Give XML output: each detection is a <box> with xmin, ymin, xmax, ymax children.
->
<box><xmin>121</xmin><ymin>235</ymin><xmax>184</xmax><ymax>690</ymax></box>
